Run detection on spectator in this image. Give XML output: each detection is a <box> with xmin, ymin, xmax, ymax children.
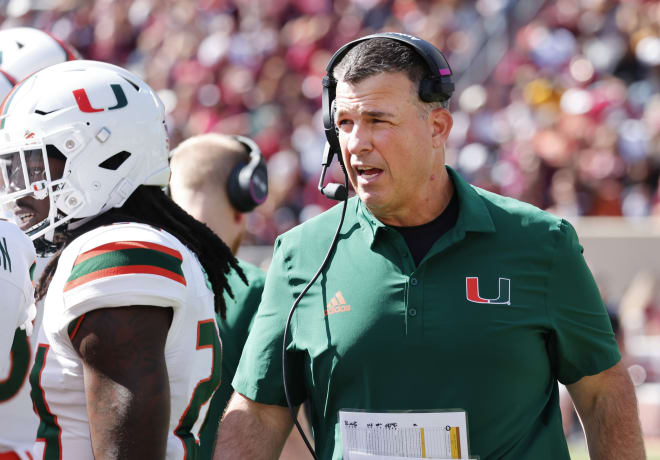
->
<box><xmin>2</xmin><ymin>0</ymin><xmax>657</xmax><ymax>246</ymax></box>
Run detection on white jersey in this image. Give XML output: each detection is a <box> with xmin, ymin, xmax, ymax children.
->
<box><xmin>31</xmin><ymin>223</ymin><xmax>221</xmax><ymax>459</ymax></box>
<box><xmin>0</xmin><ymin>299</ymin><xmax>44</xmax><ymax>459</ymax></box>
<box><xmin>0</xmin><ymin>220</ymin><xmax>36</xmax><ymax>366</ymax></box>
<box><xmin>0</xmin><ymin>220</ymin><xmax>37</xmax><ymax>458</ymax></box>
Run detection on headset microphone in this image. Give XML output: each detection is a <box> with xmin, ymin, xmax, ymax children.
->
<box><xmin>318</xmin><ymin>143</ymin><xmax>348</xmax><ymax>201</ymax></box>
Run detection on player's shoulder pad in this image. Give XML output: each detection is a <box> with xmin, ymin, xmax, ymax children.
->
<box><xmin>61</xmin><ymin>222</ymin><xmax>188</xmax><ymax>294</ymax></box>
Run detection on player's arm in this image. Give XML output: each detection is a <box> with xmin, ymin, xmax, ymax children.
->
<box><xmin>567</xmin><ymin>360</ymin><xmax>645</xmax><ymax>460</ymax></box>
<box><xmin>71</xmin><ymin>305</ymin><xmax>173</xmax><ymax>460</ymax></box>
<box><xmin>214</xmin><ymin>392</ymin><xmax>295</xmax><ymax>460</ymax></box>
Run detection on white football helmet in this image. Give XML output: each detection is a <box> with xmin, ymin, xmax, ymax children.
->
<box><xmin>0</xmin><ymin>60</ymin><xmax>170</xmax><ymax>243</ymax></box>
<box><xmin>0</xmin><ymin>27</ymin><xmax>79</xmax><ymax>80</ymax></box>
<box><xmin>0</xmin><ymin>69</ymin><xmax>15</xmax><ymax>102</ymax></box>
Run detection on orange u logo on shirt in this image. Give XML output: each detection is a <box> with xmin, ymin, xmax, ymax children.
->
<box><xmin>466</xmin><ymin>277</ymin><xmax>511</xmax><ymax>305</ymax></box>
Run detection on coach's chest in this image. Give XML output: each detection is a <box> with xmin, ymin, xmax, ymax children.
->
<box><xmin>292</xmin><ymin>230</ymin><xmax>552</xmax><ymax>381</ymax></box>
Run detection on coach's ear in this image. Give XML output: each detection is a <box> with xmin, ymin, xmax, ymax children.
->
<box><xmin>430</xmin><ymin>108</ymin><xmax>452</xmax><ymax>148</ymax></box>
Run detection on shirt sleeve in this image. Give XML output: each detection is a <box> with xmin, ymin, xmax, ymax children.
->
<box><xmin>232</xmin><ymin>238</ymin><xmax>307</xmax><ymax>406</ymax></box>
<box><xmin>546</xmin><ymin>219</ymin><xmax>621</xmax><ymax>385</ymax></box>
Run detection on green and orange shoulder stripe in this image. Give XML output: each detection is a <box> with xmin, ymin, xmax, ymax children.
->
<box><xmin>64</xmin><ymin>240</ymin><xmax>186</xmax><ymax>292</ymax></box>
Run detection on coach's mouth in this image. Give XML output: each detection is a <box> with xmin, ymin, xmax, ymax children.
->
<box><xmin>356</xmin><ymin>166</ymin><xmax>383</xmax><ymax>183</ymax></box>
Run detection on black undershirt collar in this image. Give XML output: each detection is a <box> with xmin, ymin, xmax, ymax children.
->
<box><xmin>390</xmin><ymin>191</ymin><xmax>459</xmax><ymax>266</ymax></box>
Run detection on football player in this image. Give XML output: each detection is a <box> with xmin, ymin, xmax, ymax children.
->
<box><xmin>0</xmin><ymin>26</ymin><xmax>79</xmax><ymax>460</ymax></box>
<box><xmin>0</xmin><ymin>218</ymin><xmax>37</xmax><ymax>460</ymax></box>
<box><xmin>0</xmin><ymin>219</ymin><xmax>36</xmax><ymax>373</ymax></box>
<box><xmin>0</xmin><ymin>60</ymin><xmax>241</xmax><ymax>458</ymax></box>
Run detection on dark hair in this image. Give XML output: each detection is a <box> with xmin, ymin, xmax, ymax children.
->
<box><xmin>332</xmin><ymin>38</ymin><xmax>449</xmax><ymax>110</ymax></box>
<box><xmin>36</xmin><ymin>185</ymin><xmax>244</xmax><ymax>319</ymax></box>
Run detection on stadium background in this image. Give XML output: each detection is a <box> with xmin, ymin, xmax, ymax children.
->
<box><xmin>2</xmin><ymin>0</ymin><xmax>660</xmax><ymax>458</ymax></box>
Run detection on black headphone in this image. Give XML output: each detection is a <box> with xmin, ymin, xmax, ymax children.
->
<box><xmin>318</xmin><ymin>32</ymin><xmax>455</xmax><ymax>201</ymax></box>
<box><xmin>226</xmin><ymin>135</ymin><xmax>268</xmax><ymax>212</ymax></box>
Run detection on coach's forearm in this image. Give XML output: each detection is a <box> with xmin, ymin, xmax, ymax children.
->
<box><xmin>581</xmin><ymin>392</ymin><xmax>645</xmax><ymax>459</ymax></box>
<box><xmin>214</xmin><ymin>392</ymin><xmax>294</xmax><ymax>460</ymax></box>
<box><xmin>569</xmin><ymin>362</ymin><xmax>645</xmax><ymax>459</ymax></box>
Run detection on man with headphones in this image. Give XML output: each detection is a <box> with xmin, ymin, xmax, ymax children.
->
<box><xmin>216</xmin><ymin>34</ymin><xmax>644</xmax><ymax>460</ymax></box>
<box><xmin>168</xmin><ymin>133</ymin><xmax>268</xmax><ymax>459</ymax></box>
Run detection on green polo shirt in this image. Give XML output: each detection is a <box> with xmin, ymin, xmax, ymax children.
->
<box><xmin>200</xmin><ymin>259</ymin><xmax>265</xmax><ymax>460</ymax></box>
<box><xmin>233</xmin><ymin>167</ymin><xmax>620</xmax><ymax>460</ymax></box>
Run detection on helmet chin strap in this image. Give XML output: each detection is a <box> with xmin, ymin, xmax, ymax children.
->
<box><xmin>32</xmin><ymin>233</ymin><xmax>60</xmax><ymax>257</ymax></box>
<box><xmin>27</xmin><ymin>199</ymin><xmax>77</xmax><ymax>256</ymax></box>
<box><xmin>26</xmin><ymin>217</ymin><xmax>64</xmax><ymax>256</ymax></box>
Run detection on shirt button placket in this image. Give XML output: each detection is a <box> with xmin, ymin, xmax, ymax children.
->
<box><xmin>407</xmin><ymin>275</ymin><xmax>421</xmax><ymax>337</ymax></box>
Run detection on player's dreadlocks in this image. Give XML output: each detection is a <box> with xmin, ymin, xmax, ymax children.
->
<box><xmin>36</xmin><ymin>185</ymin><xmax>245</xmax><ymax>319</ymax></box>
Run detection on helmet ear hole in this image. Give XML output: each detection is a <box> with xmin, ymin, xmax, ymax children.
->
<box><xmin>98</xmin><ymin>151</ymin><xmax>131</xmax><ymax>170</ymax></box>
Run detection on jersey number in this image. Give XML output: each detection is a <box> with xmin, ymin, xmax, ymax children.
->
<box><xmin>174</xmin><ymin>319</ymin><xmax>222</xmax><ymax>458</ymax></box>
<box><xmin>29</xmin><ymin>344</ymin><xmax>62</xmax><ymax>460</ymax></box>
<box><xmin>0</xmin><ymin>328</ymin><xmax>30</xmax><ymax>401</ymax></box>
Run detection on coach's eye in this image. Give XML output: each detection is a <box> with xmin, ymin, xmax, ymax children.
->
<box><xmin>337</xmin><ymin>119</ymin><xmax>353</xmax><ymax>130</ymax></box>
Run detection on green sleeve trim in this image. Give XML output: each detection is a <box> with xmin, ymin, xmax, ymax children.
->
<box><xmin>559</xmin><ymin>353</ymin><xmax>621</xmax><ymax>386</ymax></box>
<box><xmin>232</xmin><ymin>375</ymin><xmax>290</xmax><ymax>407</ymax></box>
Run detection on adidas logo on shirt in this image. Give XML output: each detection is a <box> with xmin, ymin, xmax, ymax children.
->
<box><xmin>324</xmin><ymin>291</ymin><xmax>351</xmax><ymax>316</ymax></box>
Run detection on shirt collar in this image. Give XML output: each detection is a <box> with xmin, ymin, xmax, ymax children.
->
<box><xmin>356</xmin><ymin>165</ymin><xmax>495</xmax><ymax>248</ymax></box>
<box><xmin>447</xmin><ymin>165</ymin><xmax>495</xmax><ymax>234</ymax></box>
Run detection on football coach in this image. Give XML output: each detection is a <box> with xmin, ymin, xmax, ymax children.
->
<box><xmin>214</xmin><ymin>33</ymin><xmax>645</xmax><ymax>460</ymax></box>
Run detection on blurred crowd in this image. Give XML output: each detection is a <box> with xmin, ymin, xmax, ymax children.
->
<box><xmin>1</xmin><ymin>0</ymin><xmax>658</xmax><ymax>244</ymax></box>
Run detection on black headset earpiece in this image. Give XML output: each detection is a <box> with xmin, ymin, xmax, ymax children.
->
<box><xmin>319</xmin><ymin>32</ymin><xmax>454</xmax><ymax>201</ymax></box>
<box><xmin>226</xmin><ymin>135</ymin><xmax>268</xmax><ymax>212</ymax></box>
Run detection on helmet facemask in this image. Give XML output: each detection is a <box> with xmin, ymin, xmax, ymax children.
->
<box><xmin>0</xmin><ymin>142</ymin><xmax>74</xmax><ymax>254</ymax></box>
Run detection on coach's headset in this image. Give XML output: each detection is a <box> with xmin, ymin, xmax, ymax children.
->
<box><xmin>226</xmin><ymin>135</ymin><xmax>268</xmax><ymax>212</ymax></box>
<box><xmin>283</xmin><ymin>32</ymin><xmax>455</xmax><ymax>460</ymax></box>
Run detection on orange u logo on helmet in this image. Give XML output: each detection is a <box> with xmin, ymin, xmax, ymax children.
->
<box><xmin>72</xmin><ymin>84</ymin><xmax>127</xmax><ymax>113</ymax></box>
